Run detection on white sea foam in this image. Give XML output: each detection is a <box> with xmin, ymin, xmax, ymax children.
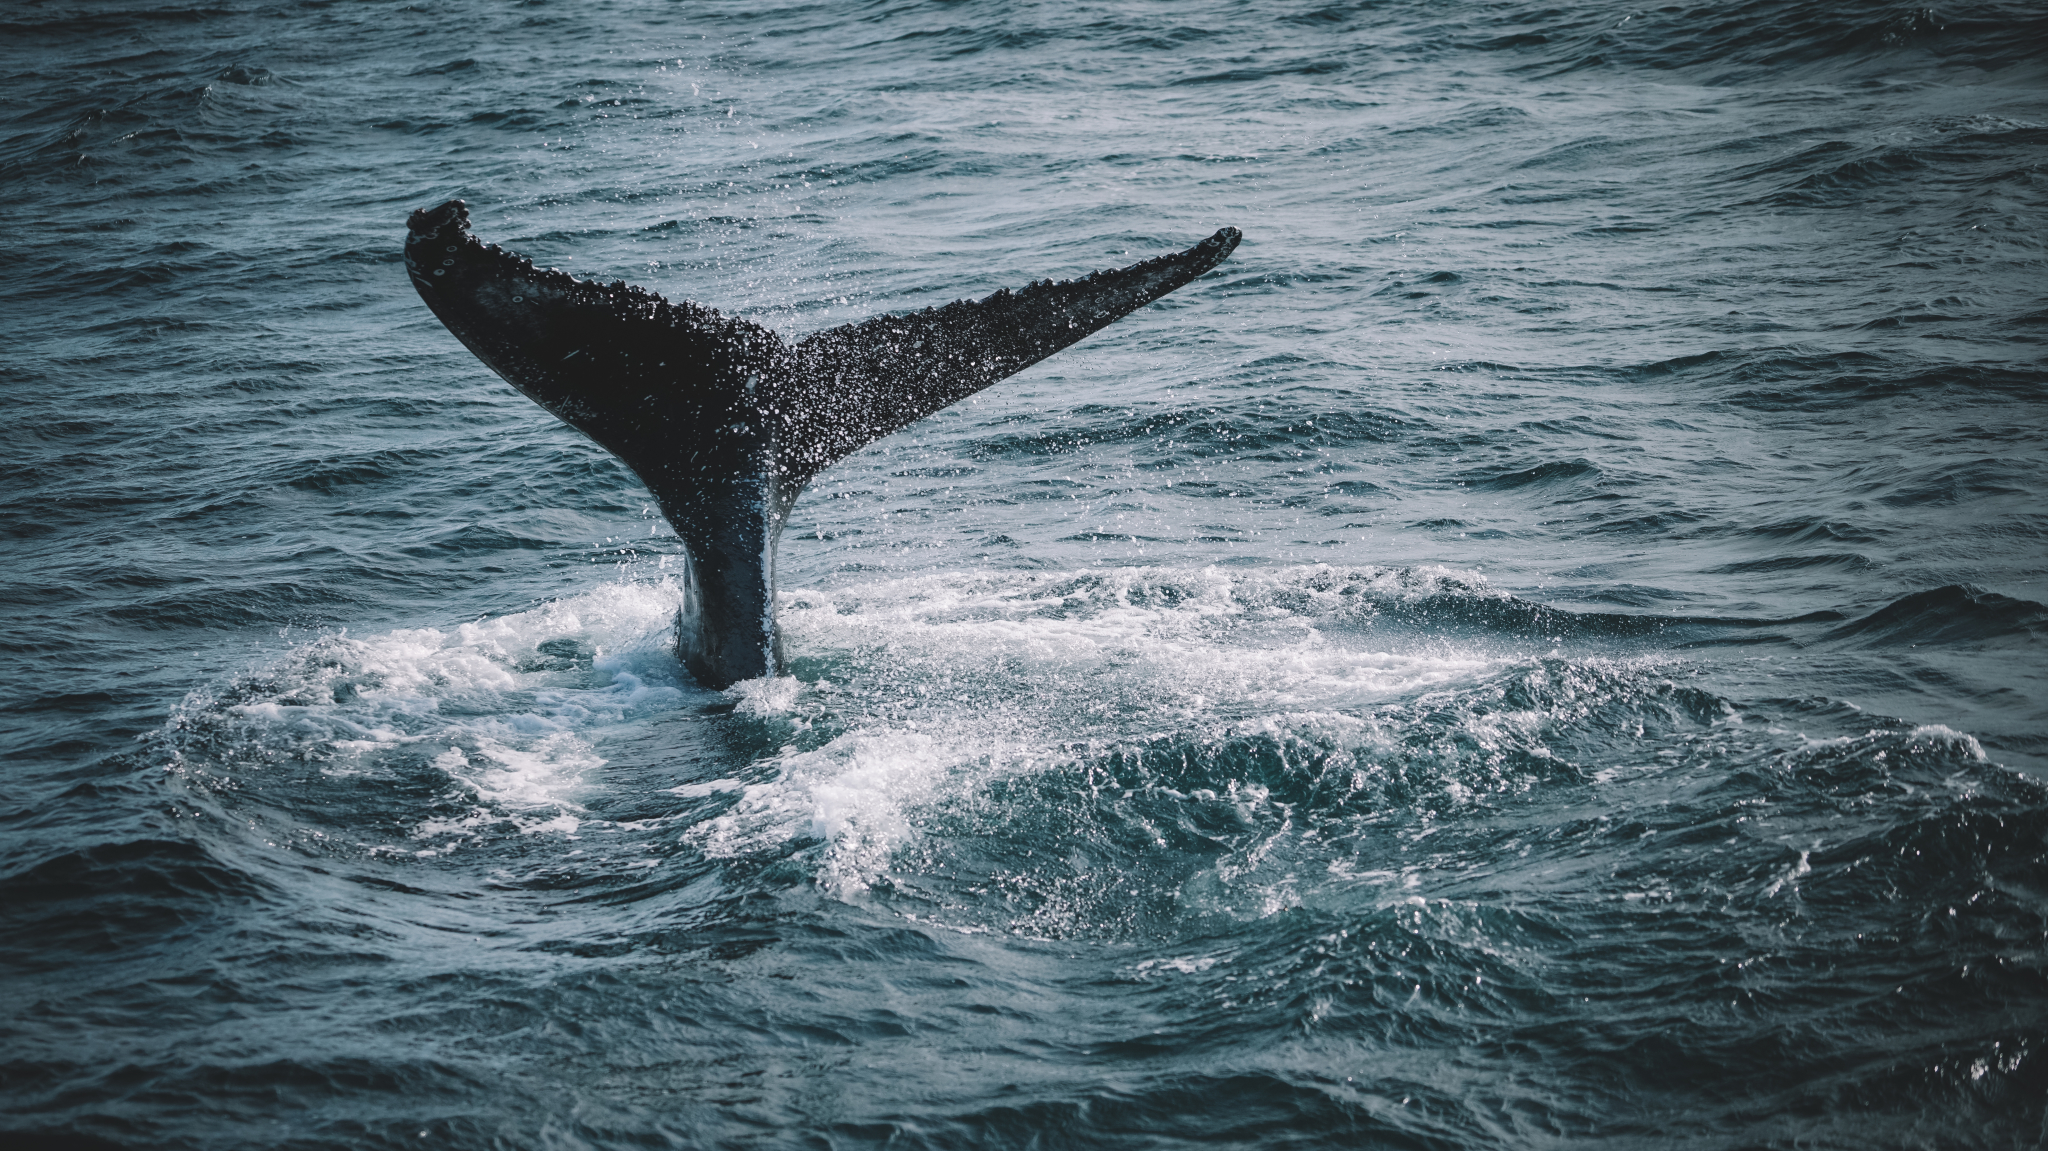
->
<box><xmin>686</xmin><ymin>727</ymin><xmax>1008</xmax><ymax>897</ymax></box>
<box><xmin>1904</xmin><ymin>724</ymin><xmax>1987</xmax><ymax>761</ymax></box>
<box><xmin>1132</xmin><ymin>954</ymin><xmax>1227</xmax><ymax>977</ymax></box>
<box><xmin>184</xmin><ymin>564</ymin><xmax>1715</xmax><ymax>899</ymax></box>
<box><xmin>688</xmin><ymin>564</ymin><xmax>1517</xmax><ymax>898</ymax></box>
<box><xmin>727</xmin><ymin>675</ymin><xmax>803</xmax><ymax>717</ymax></box>
<box><xmin>778</xmin><ymin>564</ymin><xmax>1503</xmax><ymax>719</ymax></box>
<box><xmin>177</xmin><ymin>578</ymin><xmax>692</xmax><ymax>846</ymax></box>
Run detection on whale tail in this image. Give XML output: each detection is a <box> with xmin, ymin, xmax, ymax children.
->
<box><xmin>404</xmin><ymin>200</ymin><xmax>1240</xmax><ymax>687</ymax></box>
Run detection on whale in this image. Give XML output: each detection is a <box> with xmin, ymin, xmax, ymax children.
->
<box><xmin>404</xmin><ymin>200</ymin><xmax>1240</xmax><ymax>689</ymax></box>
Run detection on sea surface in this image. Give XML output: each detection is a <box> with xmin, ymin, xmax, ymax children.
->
<box><xmin>4</xmin><ymin>1</ymin><xmax>2047</xmax><ymax>1147</ymax></box>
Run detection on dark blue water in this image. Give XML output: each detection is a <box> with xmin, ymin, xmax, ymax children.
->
<box><xmin>4</xmin><ymin>2</ymin><xmax>2046</xmax><ymax>1147</ymax></box>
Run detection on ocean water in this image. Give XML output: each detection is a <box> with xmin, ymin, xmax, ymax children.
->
<box><xmin>3</xmin><ymin>1</ymin><xmax>2046</xmax><ymax>1147</ymax></box>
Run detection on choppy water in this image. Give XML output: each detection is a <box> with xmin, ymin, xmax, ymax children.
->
<box><xmin>4</xmin><ymin>2</ymin><xmax>2047</xmax><ymax>1148</ymax></box>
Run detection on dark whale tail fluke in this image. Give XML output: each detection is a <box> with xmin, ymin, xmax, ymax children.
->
<box><xmin>404</xmin><ymin>199</ymin><xmax>1240</xmax><ymax>688</ymax></box>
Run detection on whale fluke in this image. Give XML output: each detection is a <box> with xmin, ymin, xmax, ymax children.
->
<box><xmin>404</xmin><ymin>200</ymin><xmax>1240</xmax><ymax>688</ymax></box>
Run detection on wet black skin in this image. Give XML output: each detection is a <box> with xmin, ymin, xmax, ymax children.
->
<box><xmin>404</xmin><ymin>200</ymin><xmax>1240</xmax><ymax>689</ymax></box>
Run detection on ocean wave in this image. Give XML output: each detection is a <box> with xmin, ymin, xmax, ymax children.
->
<box><xmin>1823</xmin><ymin>584</ymin><xmax>2048</xmax><ymax>648</ymax></box>
<box><xmin>1470</xmin><ymin>1</ymin><xmax>2048</xmax><ymax>82</ymax></box>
